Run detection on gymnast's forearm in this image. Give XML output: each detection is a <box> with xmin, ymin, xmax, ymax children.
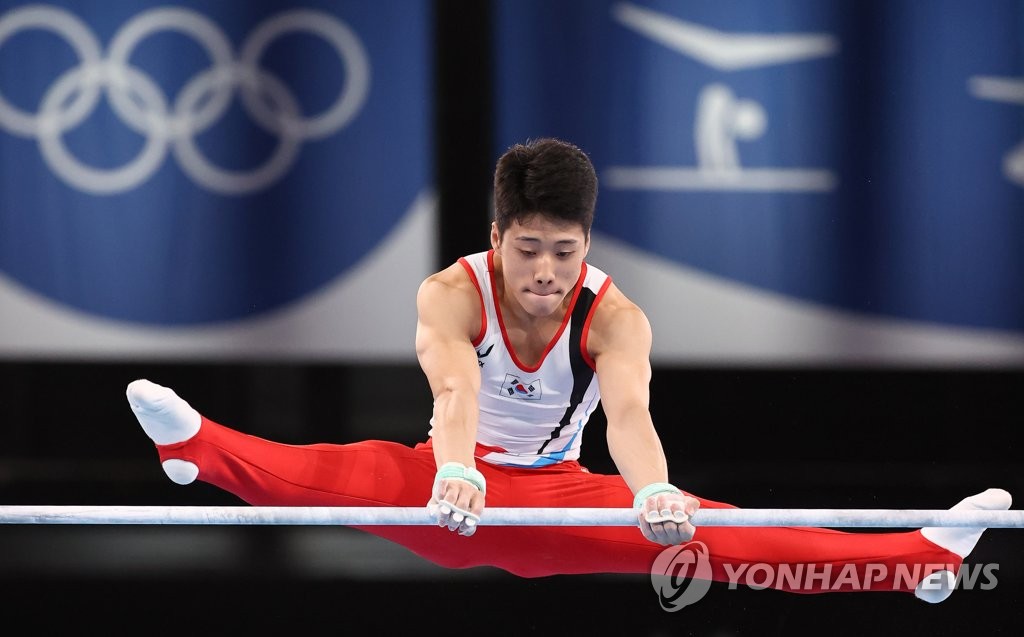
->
<box><xmin>605</xmin><ymin>411</ymin><xmax>671</xmax><ymax>496</ymax></box>
<box><xmin>429</xmin><ymin>386</ymin><xmax>480</xmax><ymax>469</ymax></box>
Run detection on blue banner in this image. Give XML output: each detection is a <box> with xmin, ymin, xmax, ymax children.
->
<box><xmin>0</xmin><ymin>1</ymin><xmax>433</xmax><ymax>359</ymax></box>
<box><xmin>495</xmin><ymin>0</ymin><xmax>1024</xmax><ymax>365</ymax></box>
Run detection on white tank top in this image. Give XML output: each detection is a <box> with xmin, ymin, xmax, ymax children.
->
<box><xmin>430</xmin><ymin>250</ymin><xmax>612</xmax><ymax>467</ymax></box>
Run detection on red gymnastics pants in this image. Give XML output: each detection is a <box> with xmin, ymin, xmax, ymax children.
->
<box><xmin>151</xmin><ymin>416</ymin><xmax>961</xmax><ymax>593</ymax></box>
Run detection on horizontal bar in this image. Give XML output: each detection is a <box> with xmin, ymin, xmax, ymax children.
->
<box><xmin>0</xmin><ymin>506</ymin><xmax>1022</xmax><ymax>528</ymax></box>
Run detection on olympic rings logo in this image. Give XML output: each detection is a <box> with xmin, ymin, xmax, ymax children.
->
<box><xmin>0</xmin><ymin>5</ymin><xmax>370</xmax><ymax>195</ymax></box>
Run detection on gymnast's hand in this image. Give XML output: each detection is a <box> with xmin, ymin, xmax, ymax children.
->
<box><xmin>427</xmin><ymin>461</ymin><xmax>486</xmax><ymax>537</ymax></box>
<box><xmin>635</xmin><ymin>483</ymin><xmax>700</xmax><ymax>545</ymax></box>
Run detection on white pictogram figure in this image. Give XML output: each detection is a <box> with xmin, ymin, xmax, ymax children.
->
<box><xmin>0</xmin><ymin>5</ymin><xmax>370</xmax><ymax>195</ymax></box>
<box><xmin>694</xmin><ymin>83</ymin><xmax>766</xmax><ymax>171</ymax></box>
<box><xmin>969</xmin><ymin>75</ymin><xmax>1024</xmax><ymax>188</ymax></box>
<box><xmin>605</xmin><ymin>2</ymin><xmax>838</xmax><ymax>192</ymax></box>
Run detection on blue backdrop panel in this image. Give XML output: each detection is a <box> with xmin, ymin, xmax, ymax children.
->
<box><xmin>0</xmin><ymin>1</ymin><xmax>431</xmax><ymax>341</ymax></box>
<box><xmin>495</xmin><ymin>0</ymin><xmax>1024</xmax><ymax>364</ymax></box>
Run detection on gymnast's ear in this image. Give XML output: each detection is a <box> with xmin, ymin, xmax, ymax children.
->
<box><xmin>490</xmin><ymin>222</ymin><xmax>501</xmax><ymax>249</ymax></box>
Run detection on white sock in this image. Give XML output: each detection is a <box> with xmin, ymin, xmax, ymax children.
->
<box><xmin>914</xmin><ymin>570</ymin><xmax>956</xmax><ymax>604</ymax></box>
<box><xmin>127</xmin><ymin>379</ymin><xmax>201</xmax><ymax>484</ymax></box>
<box><xmin>921</xmin><ymin>488</ymin><xmax>1013</xmax><ymax>558</ymax></box>
<box><xmin>161</xmin><ymin>459</ymin><xmax>200</xmax><ymax>485</ymax></box>
<box><xmin>914</xmin><ymin>488</ymin><xmax>1012</xmax><ymax>604</ymax></box>
<box><xmin>126</xmin><ymin>379</ymin><xmax>202</xmax><ymax>445</ymax></box>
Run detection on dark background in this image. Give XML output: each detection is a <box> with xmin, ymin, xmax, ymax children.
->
<box><xmin>1</xmin><ymin>2</ymin><xmax>1022</xmax><ymax>635</ymax></box>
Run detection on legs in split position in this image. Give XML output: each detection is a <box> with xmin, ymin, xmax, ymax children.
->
<box><xmin>126</xmin><ymin>379</ymin><xmax>1009</xmax><ymax>600</ymax></box>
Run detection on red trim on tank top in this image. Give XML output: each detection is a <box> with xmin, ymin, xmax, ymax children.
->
<box><xmin>489</xmin><ymin>250</ymin><xmax>587</xmax><ymax>374</ymax></box>
<box><xmin>581</xmin><ymin>276</ymin><xmax>612</xmax><ymax>371</ymax></box>
<box><xmin>458</xmin><ymin>256</ymin><xmax>487</xmax><ymax>347</ymax></box>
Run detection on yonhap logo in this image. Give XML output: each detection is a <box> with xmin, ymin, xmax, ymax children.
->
<box><xmin>650</xmin><ymin>541</ymin><xmax>713</xmax><ymax>611</ymax></box>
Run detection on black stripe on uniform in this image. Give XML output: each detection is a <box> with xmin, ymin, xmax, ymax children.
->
<box><xmin>537</xmin><ymin>286</ymin><xmax>598</xmax><ymax>455</ymax></box>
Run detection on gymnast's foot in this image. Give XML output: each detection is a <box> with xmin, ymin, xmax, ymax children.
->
<box><xmin>126</xmin><ymin>379</ymin><xmax>201</xmax><ymax>485</ymax></box>
<box><xmin>914</xmin><ymin>488</ymin><xmax>1012</xmax><ymax>603</ymax></box>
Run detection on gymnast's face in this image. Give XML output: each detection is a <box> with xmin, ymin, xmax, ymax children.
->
<box><xmin>491</xmin><ymin>214</ymin><xmax>589</xmax><ymax>319</ymax></box>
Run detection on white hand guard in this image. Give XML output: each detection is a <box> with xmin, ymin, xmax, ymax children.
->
<box><xmin>634</xmin><ymin>482</ymin><xmax>689</xmax><ymax>524</ymax></box>
<box><xmin>427</xmin><ymin>461</ymin><xmax>486</xmax><ymax>536</ymax></box>
<box><xmin>634</xmin><ymin>482</ymin><xmax>698</xmax><ymax>546</ymax></box>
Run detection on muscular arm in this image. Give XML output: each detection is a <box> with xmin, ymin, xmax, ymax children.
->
<box><xmin>590</xmin><ymin>292</ymin><xmax>668</xmax><ymax>493</ymax></box>
<box><xmin>414</xmin><ymin>264</ymin><xmax>486</xmax><ymax>533</ymax></box>
<box><xmin>590</xmin><ymin>285</ymin><xmax>699</xmax><ymax>544</ymax></box>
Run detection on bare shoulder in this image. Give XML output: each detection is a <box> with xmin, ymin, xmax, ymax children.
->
<box><xmin>588</xmin><ymin>282</ymin><xmax>652</xmax><ymax>355</ymax></box>
<box><xmin>419</xmin><ymin>261</ymin><xmax>475</xmax><ymax>293</ymax></box>
<box><xmin>417</xmin><ymin>261</ymin><xmax>481</xmax><ymax>337</ymax></box>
